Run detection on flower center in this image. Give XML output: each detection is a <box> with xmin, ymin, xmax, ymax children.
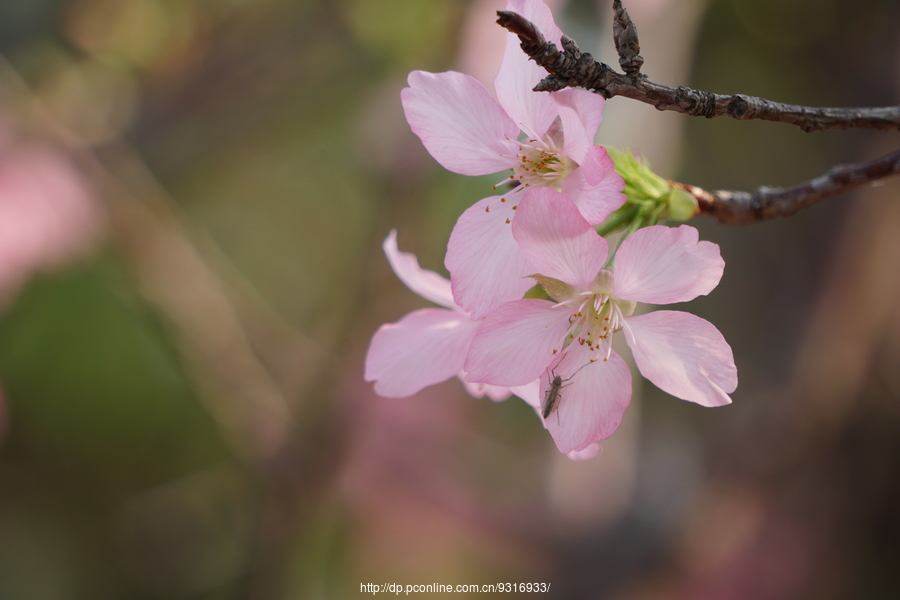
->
<box><xmin>559</xmin><ymin>269</ymin><xmax>636</xmax><ymax>359</ymax></box>
<box><xmin>510</xmin><ymin>138</ymin><xmax>574</xmax><ymax>191</ymax></box>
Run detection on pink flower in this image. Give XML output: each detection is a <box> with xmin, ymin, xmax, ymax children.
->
<box><xmin>401</xmin><ymin>0</ymin><xmax>625</xmax><ymax>320</ymax></box>
<box><xmin>464</xmin><ymin>188</ymin><xmax>737</xmax><ymax>453</ymax></box>
<box><xmin>366</xmin><ymin>232</ymin><xmax>604</xmax><ymax>460</ymax></box>
<box><xmin>364</xmin><ymin>231</ymin><xmax>537</xmax><ymax>403</ymax></box>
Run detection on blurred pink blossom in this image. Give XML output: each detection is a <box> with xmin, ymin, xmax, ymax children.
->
<box><xmin>0</xmin><ymin>142</ymin><xmax>100</xmax><ymax>301</ymax></box>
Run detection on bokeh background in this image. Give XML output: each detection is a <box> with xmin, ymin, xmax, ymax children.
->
<box><xmin>0</xmin><ymin>0</ymin><xmax>898</xmax><ymax>598</ymax></box>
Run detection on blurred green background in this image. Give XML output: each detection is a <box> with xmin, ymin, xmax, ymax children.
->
<box><xmin>0</xmin><ymin>0</ymin><xmax>898</xmax><ymax>598</ymax></box>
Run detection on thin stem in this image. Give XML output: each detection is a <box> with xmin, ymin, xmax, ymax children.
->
<box><xmin>605</xmin><ymin>206</ymin><xmax>648</xmax><ymax>267</ymax></box>
<box><xmin>596</xmin><ymin>203</ymin><xmax>639</xmax><ymax>237</ymax></box>
<box><xmin>646</xmin><ymin>202</ymin><xmax>667</xmax><ymax>227</ymax></box>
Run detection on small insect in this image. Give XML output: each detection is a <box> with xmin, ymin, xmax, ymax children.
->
<box><xmin>540</xmin><ymin>361</ymin><xmax>595</xmax><ymax>422</ymax></box>
<box><xmin>541</xmin><ymin>371</ymin><xmax>568</xmax><ymax>421</ymax></box>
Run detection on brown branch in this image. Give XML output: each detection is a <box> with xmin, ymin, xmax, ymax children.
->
<box><xmin>673</xmin><ymin>148</ymin><xmax>900</xmax><ymax>224</ymax></box>
<box><xmin>496</xmin><ymin>10</ymin><xmax>900</xmax><ymax>133</ymax></box>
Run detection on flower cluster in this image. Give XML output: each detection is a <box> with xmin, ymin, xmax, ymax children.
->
<box><xmin>365</xmin><ymin>0</ymin><xmax>737</xmax><ymax>457</ymax></box>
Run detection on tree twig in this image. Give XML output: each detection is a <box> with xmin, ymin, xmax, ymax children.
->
<box><xmin>496</xmin><ymin>9</ymin><xmax>900</xmax><ymax>133</ymax></box>
<box><xmin>674</xmin><ymin>148</ymin><xmax>900</xmax><ymax>224</ymax></box>
<box><xmin>611</xmin><ymin>0</ymin><xmax>643</xmax><ymax>76</ymax></box>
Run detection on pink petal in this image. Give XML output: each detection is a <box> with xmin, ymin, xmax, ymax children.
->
<box><xmin>510</xmin><ymin>379</ymin><xmax>541</xmax><ymax>408</ymax></box>
<box><xmin>558</xmin><ymin>148</ymin><xmax>626</xmax><ymax>225</ymax></box>
<box><xmin>365</xmin><ymin>308</ymin><xmax>480</xmax><ymax>398</ymax></box>
<box><xmin>461</xmin><ymin>376</ymin><xmax>541</xmax><ymax>405</ymax></box>
<box><xmin>512</xmin><ymin>188</ymin><xmax>607</xmax><ymax>290</ymax></box>
<box><xmin>383</xmin><ymin>230</ymin><xmax>456</xmax><ymax>309</ymax></box>
<box><xmin>541</xmin><ymin>344</ymin><xmax>632</xmax><ymax>454</ymax></box>
<box><xmin>460</xmin><ymin>378</ymin><xmax>513</xmax><ymax>402</ymax></box>
<box><xmin>624</xmin><ymin>310</ymin><xmax>737</xmax><ymax>407</ymax></box>
<box><xmin>494</xmin><ymin>0</ymin><xmax>563</xmax><ymax>136</ymax></box>
<box><xmin>612</xmin><ymin>225</ymin><xmax>725</xmax><ymax>304</ymax></box>
<box><xmin>551</xmin><ymin>88</ymin><xmax>606</xmax><ymax>164</ymax></box>
<box><xmin>446</xmin><ymin>194</ymin><xmax>534</xmax><ymax>320</ymax></box>
<box><xmin>402</xmin><ymin>71</ymin><xmax>519</xmax><ymax>176</ymax></box>
<box><xmin>464</xmin><ymin>299</ymin><xmax>571</xmax><ymax>386</ymax></box>
<box><xmin>567</xmin><ymin>444</ymin><xmax>602</xmax><ymax>461</ymax></box>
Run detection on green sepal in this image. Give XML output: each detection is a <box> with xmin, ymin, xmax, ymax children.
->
<box><xmin>528</xmin><ymin>275</ymin><xmax>579</xmax><ymax>303</ymax></box>
<box><xmin>607</xmin><ymin>148</ymin><xmax>670</xmax><ymax>203</ymax></box>
<box><xmin>604</xmin><ymin>148</ymin><xmax>697</xmax><ymax>231</ymax></box>
<box><xmin>522</xmin><ymin>283</ymin><xmax>550</xmax><ymax>300</ymax></box>
<box><xmin>665</xmin><ymin>186</ymin><xmax>699</xmax><ymax>222</ymax></box>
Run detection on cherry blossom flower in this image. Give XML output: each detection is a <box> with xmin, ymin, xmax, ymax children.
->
<box><xmin>364</xmin><ymin>231</ymin><xmax>537</xmax><ymax>403</ymax></box>
<box><xmin>366</xmin><ymin>231</ymin><xmax>603</xmax><ymax>460</ymax></box>
<box><xmin>464</xmin><ymin>188</ymin><xmax>737</xmax><ymax>453</ymax></box>
<box><xmin>401</xmin><ymin>0</ymin><xmax>625</xmax><ymax>320</ymax></box>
